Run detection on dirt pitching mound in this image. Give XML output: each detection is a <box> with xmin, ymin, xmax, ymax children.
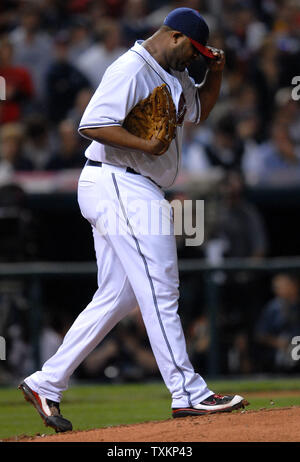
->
<box><xmin>16</xmin><ymin>407</ymin><xmax>300</xmax><ymax>442</ymax></box>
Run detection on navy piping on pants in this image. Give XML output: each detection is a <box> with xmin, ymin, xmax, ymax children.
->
<box><xmin>111</xmin><ymin>173</ymin><xmax>192</xmax><ymax>407</ymax></box>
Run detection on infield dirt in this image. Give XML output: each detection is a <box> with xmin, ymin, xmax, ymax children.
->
<box><xmin>12</xmin><ymin>406</ymin><xmax>300</xmax><ymax>442</ymax></box>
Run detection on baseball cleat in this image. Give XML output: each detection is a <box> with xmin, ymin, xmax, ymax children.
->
<box><xmin>172</xmin><ymin>393</ymin><xmax>249</xmax><ymax>418</ymax></box>
<box><xmin>18</xmin><ymin>381</ymin><xmax>72</xmax><ymax>433</ymax></box>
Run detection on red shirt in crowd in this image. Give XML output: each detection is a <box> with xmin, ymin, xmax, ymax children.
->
<box><xmin>0</xmin><ymin>66</ymin><xmax>34</xmax><ymax>123</ymax></box>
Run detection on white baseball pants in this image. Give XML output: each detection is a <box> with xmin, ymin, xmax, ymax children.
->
<box><xmin>25</xmin><ymin>162</ymin><xmax>212</xmax><ymax>408</ymax></box>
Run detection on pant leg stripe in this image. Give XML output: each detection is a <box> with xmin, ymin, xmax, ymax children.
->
<box><xmin>111</xmin><ymin>173</ymin><xmax>192</xmax><ymax>407</ymax></box>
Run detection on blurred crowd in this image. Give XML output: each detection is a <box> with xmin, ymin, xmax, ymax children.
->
<box><xmin>1</xmin><ymin>0</ymin><xmax>300</xmax><ymax>383</ymax></box>
<box><xmin>0</xmin><ymin>0</ymin><xmax>299</xmax><ymax>187</ymax></box>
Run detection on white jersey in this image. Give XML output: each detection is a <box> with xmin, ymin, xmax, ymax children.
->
<box><xmin>79</xmin><ymin>40</ymin><xmax>201</xmax><ymax>188</ymax></box>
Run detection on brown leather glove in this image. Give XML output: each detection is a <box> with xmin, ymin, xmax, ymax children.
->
<box><xmin>123</xmin><ymin>84</ymin><xmax>177</xmax><ymax>155</ymax></box>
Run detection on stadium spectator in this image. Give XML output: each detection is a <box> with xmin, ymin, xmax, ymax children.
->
<box><xmin>248</xmin><ymin>37</ymin><xmax>281</xmax><ymax>133</ymax></box>
<box><xmin>9</xmin><ymin>5</ymin><xmax>53</xmax><ymax>100</ymax></box>
<box><xmin>76</xmin><ymin>20</ymin><xmax>126</xmax><ymax>89</ymax></box>
<box><xmin>44</xmin><ymin>31</ymin><xmax>91</xmax><ymax>124</ymax></box>
<box><xmin>242</xmin><ymin>120</ymin><xmax>300</xmax><ymax>187</ymax></box>
<box><xmin>273</xmin><ymin>89</ymin><xmax>300</xmax><ymax>144</ymax></box>
<box><xmin>208</xmin><ymin>170</ymin><xmax>268</xmax><ymax>259</ymax></box>
<box><xmin>23</xmin><ymin>114</ymin><xmax>54</xmax><ymax>170</ymax></box>
<box><xmin>223</xmin><ymin>2</ymin><xmax>267</xmax><ymax>63</ymax></box>
<box><xmin>255</xmin><ymin>273</ymin><xmax>300</xmax><ymax>372</ymax></box>
<box><xmin>67</xmin><ymin>87</ymin><xmax>94</xmax><ymax>151</ymax></box>
<box><xmin>67</xmin><ymin>87</ymin><xmax>93</xmax><ymax>128</ymax></box>
<box><xmin>68</xmin><ymin>16</ymin><xmax>93</xmax><ymax>64</ymax></box>
<box><xmin>182</xmin><ymin>114</ymin><xmax>246</xmax><ymax>173</ymax></box>
<box><xmin>0</xmin><ymin>37</ymin><xmax>35</xmax><ymax>124</ymax></box>
<box><xmin>121</xmin><ymin>0</ymin><xmax>152</xmax><ymax>47</ymax></box>
<box><xmin>0</xmin><ymin>123</ymin><xmax>33</xmax><ymax>175</ymax></box>
<box><xmin>273</xmin><ymin>0</ymin><xmax>300</xmax><ymax>88</ymax></box>
<box><xmin>45</xmin><ymin>119</ymin><xmax>84</xmax><ymax>170</ymax></box>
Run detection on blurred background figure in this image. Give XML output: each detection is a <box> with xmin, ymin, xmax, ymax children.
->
<box><xmin>255</xmin><ymin>273</ymin><xmax>300</xmax><ymax>373</ymax></box>
<box><xmin>68</xmin><ymin>16</ymin><xmax>92</xmax><ymax>64</ymax></box>
<box><xmin>183</xmin><ymin>114</ymin><xmax>246</xmax><ymax>174</ymax></box>
<box><xmin>0</xmin><ymin>182</ymin><xmax>35</xmax><ymax>262</ymax></box>
<box><xmin>187</xmin><ymin>314</ymin><xmax>210</xmax><ymax>372</ymax></box>
<box><xmin>0</xmin><ymin>123</ymin><xmax>33</xmax><ymax>175</ymax></box>
<box><xmin>206</xmin><ymin>170</ymin><xmax>268</xmax><ymax>261</ymax></box>
<box><xmin>80</xmin><ymin>307</ymin><xmax>159</xmax><ymax>382</ymax></box>
<box><xmin>242</xmin><ymin>120</ymin><xmax>300</xmax><ymax>187</ymax></box>
<box><xmin>9</xmin><ymin>4</ymin><xmax>53</xmax><ymax>100</ymax></box>
<box><xmin>23</xmin><ymin>114</ymin><xmax>54</xmax><ymax>170</ymax></box>
<box><xmin>76</xmin><ymin>19</ymin><xmax>126</xmax><ymax>89</ymax></box>
<box><xmin>121</xmin><ymin>0</ymin><xmax>152</xmax><ymax>47</ymax></box>
<box><xmin>203</xmin><ymin>170</ymin><xmax>268</xmax><ymax>374</ymax></box>
<box><xmin>45</xmin><ymin>31</ymin><xmax>91</xmax><ymax>124</ymax></box>
<box><xmin>67</xmin><ymin>87</ymin><xmax>93</xmax><ymax>128</ymax></box>
<box><xmin>0</xmin><ymin>182</ymin><xmax>37</xmax><ymax>384</ymax></box>
<box><xmin>0</xmin><ymin>37</ymin><xmax>35</xmax><ymax>124</ymax></box>
<box><xmin>45</xmin><ymin>119</ymin><xmax>84</xmax><ymax>171</ymax></box>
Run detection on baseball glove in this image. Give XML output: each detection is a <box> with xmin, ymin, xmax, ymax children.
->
<box><xmin>123</xmin><ymin>84</ymin><xmax>177</xmax><ymax>155</ymax></box>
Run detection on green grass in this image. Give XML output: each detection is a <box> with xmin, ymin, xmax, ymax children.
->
<box><xmin>0</xmin><ymin>377</ymin><xmax>300</xmax><ymax>440</ymax></box>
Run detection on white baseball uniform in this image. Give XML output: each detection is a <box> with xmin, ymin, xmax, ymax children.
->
<box><xmin>25</xmin><ymin>41</ymin><xmax>213</xmax><ymax>409</ymax></box>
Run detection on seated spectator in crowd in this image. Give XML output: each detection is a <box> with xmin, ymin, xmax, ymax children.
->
<box><xmin>23</xmin><ymin>114</ymin><xmax>54</xmax><ymax>170</ymax></box>
<box><xmin>67</xmin><ymin>87</ymin><xmax>94</xmax><ymax>151</ymax></box>
<box><xmin>0</xmin><ymin>37</ymin><xmax>34</xmax><ymax>124</ymax></box>
<box><xmin>231</xmin><ymin>84</ymin><xmax>260</xmax><ymax>121</ymax></box>
<box><xmin>248</xmin><ymin>37</ymin><xmax>281</xmax><ymax>134</ymax></box>
<box><xmin>9</xmin><ymin>5</ymin><xmax>53</xmax><ymax>100</ymax></box>
<box><xmin>273</xmin><ymin>89</ymin><xmax>300</xmax><ymax>144</ymax></box>
<box><xmin>242</xmin><ymin>120</ymin><xmax>300</xmax><ymax>186</ymax></box>
<box><xmin>68</xmin><ymin>17</ymin><xmax>93</xmax><ymax>64</ymax></box>
<box><xmin>205</xmin><ymin>170</ymin><xmax>268</xmax><ymax>260</ymax></box>
<box><xmin>67</xmin><ymin>87</ymin><xmax>93</xmax><ymax>128</ymax></box>
<box><xmin>121</xmin><ymin>0</ymin><xmax>152</xmax><ymax>47</ymax></box>
<box><xmin>273</xmin><ymin>0</ymin><xmax>300</xmax><ymax>88</ymax></box>
<box><xmin>45</xmin><ymin>119</ymin><xmax>84</xmax><ymax>170</ymax></box>
<box><xmin>182</xmin><ymin>114</ymin><xmax>246</xmax><ymax>174</ymax></box>
<box><xmin>0</xmin><ymin>123</ymin><xmax>33</xmax><ymax>175</ymax></box>
<box><xmin>45</xmin><ymin>31</ymin><xmax>91</xmax><ymax>124</ymax></box>
<box><xmin>76</xmin><ymin>19</ymin><xmax>127</xmax><ymax>89</ymax></box>
<box><xmin>255</xmin><ymin>273</ymin><xmax>300</xmax><ymax>372</ymax></box>
<box><xmin>224</xmin><ymin>3</ymin><xmax>267</xmax><ymax>63</ymax></box>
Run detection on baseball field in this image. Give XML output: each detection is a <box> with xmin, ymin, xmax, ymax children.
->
<box><xmin>1</xmin><ymin>377</ymin><xmax>300</xmax><ymax>442</ymax></box>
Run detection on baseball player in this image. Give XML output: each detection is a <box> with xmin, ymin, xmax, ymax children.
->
<box><xmin>19</xmin><ymin>8</ymin><xmax>248</xmax><ymax>433</ymax></box>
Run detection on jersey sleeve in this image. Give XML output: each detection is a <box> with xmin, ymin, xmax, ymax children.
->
<box><xmin>177</xmin><ymin>70</ymin><xmax>201</xmax><ymax>124</ymax></box>
<box><xmin>78</xmin><ymin>68</ymin><xmax>140</xmax><ymax>134</ymax></box>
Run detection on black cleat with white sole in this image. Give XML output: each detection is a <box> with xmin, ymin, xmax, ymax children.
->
<box><xmin>18</xmin><ymin>381</ymin><xmax>72</xmax><ymax>433</ymax></box>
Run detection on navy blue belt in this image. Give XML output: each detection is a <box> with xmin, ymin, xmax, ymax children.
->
<box><xmin>86</xmin><ymin>159</ymin><xmax>139</xmax><ymax>175</ymax></box>
<box><xmin>86</xmin><ymin>159</ymin><xmax>161</xmax><ymax>188</ymax></box>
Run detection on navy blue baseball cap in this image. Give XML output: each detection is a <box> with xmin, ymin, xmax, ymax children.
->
<box><xmin>163</xmin><ymin>7</ymin><xmax>215</xmax><ymax>59</ymax></box>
